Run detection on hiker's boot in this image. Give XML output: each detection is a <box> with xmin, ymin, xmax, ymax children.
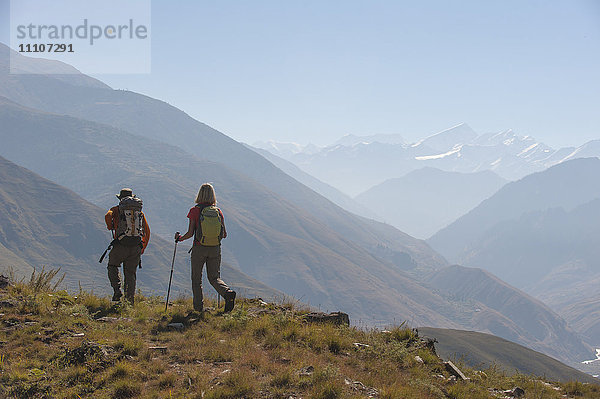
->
<box><xmin>112</xmin><ymin>290</ymin><xmax>122</xmax><ymax>302</ymax></box>
<box><xmin>224</xmin><ymin>291</ymin><xmax>236</xmax><ymax>313</ymax></box>
<box><xmin>193</xmin><ymin>298</ymin><xmax>203</xmax><ymax>313</ymax></box>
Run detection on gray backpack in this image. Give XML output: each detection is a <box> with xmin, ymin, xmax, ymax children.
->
<box><xmin>115</xmin><ymin>196</ymin><xmax>144</xmax><ymax>246</ymax></box>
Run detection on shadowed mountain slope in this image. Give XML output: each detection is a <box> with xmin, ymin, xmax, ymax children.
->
<box><xmin>456</xmin><ymin>199</ymin><xmax>600</xmax><ymax>290</ymax></box>
<box><xmin>426</xmin><ymin>159</ymin><xmax>600</xmax><ymax>350</ymax></box>
<box><xmin>556</xmin><ymin>297</ymin><xmax>600</xmax><ymax>349</ymax></box>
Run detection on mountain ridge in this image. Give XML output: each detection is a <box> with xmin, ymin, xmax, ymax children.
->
<box><xmin>428</xmin><ymin>157</ymin><xmax>600</xmax><ymax>262</ymax></box>
<box><xmin>355</xmin><ymin>167</ymin><xmax>506</xmax><ymax>238</ymax></box>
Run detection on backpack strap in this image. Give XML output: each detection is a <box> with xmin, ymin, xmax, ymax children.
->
<box><xmin>193</xmin><ymin>204</ymin><xmax>205</xmax><ymax>245</ymax></box>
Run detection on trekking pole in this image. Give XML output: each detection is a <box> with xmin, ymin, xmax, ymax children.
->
<box><xmin>99</xmin><ymin>242</ymin><xmax>112</xmax><ymax>263</ymax></box>
<box><xmin>99</xmin><ymin>229</ymin><xmax>116</xmax><ymax>263</ymax></box>
<box><xmin>165</xmin><ymin>240</ymin><xmax>178</xmax><ymax>312</ymax></box>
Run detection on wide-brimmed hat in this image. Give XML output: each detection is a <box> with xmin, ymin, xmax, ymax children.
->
<box><xmin>116</xmin><ymin>188</ymin><xmax>135</xmax><ymax>199</ymax></box>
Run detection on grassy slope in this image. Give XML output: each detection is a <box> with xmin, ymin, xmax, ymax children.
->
<box><xmin>419</xmin><ymin>327</ymin><xmax>598</xmax><ymax>385</ymax></box>
<box><xmin>1</xmin><ymin>274</ymin><xmax>599</xmax><ymax>399</ymax></box>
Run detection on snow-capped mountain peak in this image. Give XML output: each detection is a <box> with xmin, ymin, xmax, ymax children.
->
<box><xmin>411</xmin><ymin>123</ymin><xmax>478</xmax><ymax>151</ymax></box>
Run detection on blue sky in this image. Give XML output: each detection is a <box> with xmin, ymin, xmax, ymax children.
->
<box><xmin>1</xmin><ymin>0</ymin><xmax>599</xmax><ymax>147</ymax></box>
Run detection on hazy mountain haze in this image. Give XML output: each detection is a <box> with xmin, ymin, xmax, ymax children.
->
<box><xmin>355</xmin><ymin>167</ymin><xmax>507</xmax><ymax>238</ymax></box>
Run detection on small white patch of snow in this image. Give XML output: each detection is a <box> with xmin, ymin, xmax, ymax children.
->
<box><xmin>517</xmin><ymin>143</ymin><xmax>539</xmax><ymax>156</ymax></box>
<box><xmin>559</xmin><ymin>147</ymin><xmax>582</xmax><ymax>163</ymax></box>
<box><xmin>582</xmin><ymin>349</ymin><xmax>600</xmax><ymax>364</ymax></box>
<box><xmin>415</xmin><ymin>146</ymin><xmax>462</xmax><ymax>161</ymax></box>
<box><xmin>490</xmin><ymin>157</ymin><xmax>502</xmax><ymax>167</ymax></box>
<box><xmin>503</xmin><ymin>138</ymin><xmax>515</xmax><ymax>146</ymax></box>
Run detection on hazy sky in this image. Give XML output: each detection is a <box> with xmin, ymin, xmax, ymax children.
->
<box><xmin>1</xmin><ymin>0</ymin><xmax>599</xmax><ymax>147</ymax></box>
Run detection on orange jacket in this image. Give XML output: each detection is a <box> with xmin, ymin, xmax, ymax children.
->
<box><xmin>105</xmin><ymin>206</ymin><xmax>150</xmax><ymax>254</ymax></box>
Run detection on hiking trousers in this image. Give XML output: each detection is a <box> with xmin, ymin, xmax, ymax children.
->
<box><xmin>190</xmin><ymin>245</ymin><xmax>231</xmax><ymax>311</ymax></box>
<box><xmin>108</xmin><ymin>243</ymin><xmax>141</xmax><ymax>304</ymax></box>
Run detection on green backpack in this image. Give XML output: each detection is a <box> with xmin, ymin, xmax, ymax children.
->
<box><xmin>195</xmin><ymin>205</ymin><xmax>222</xmax><ymax>246</ymax></box>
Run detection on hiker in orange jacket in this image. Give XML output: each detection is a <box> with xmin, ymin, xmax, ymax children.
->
<box><xmin>105</xmin><ymin>188</ymin><xmax>150</xmax><ymax>304</ymax></box>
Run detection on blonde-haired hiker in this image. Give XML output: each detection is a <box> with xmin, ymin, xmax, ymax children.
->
<box><xmin>175</xmin><ymin>183</ymin><xmax>236</xmax><ymax>312</ymax></box>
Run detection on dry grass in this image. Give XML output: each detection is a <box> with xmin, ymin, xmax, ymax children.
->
<box><xmin>0</xmin><ymin>269</ymin><xmax>598</xmax><ymax>398</ymax></box>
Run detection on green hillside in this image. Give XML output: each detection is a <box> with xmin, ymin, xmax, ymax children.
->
<box><xmin>419</xmin><ymin>327</ymin><xmax>598</xmax><ymax>384</ymax></box>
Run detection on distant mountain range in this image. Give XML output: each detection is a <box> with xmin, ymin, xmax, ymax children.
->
<box><xmin>245</xmin><ymin>144</ymin><xmax>375</xmax><ymax>219</ymax></box>
<box><xmin>0</xmin><ymin>43</ymin><xmax>596</xmax><ymax>368</ymax></box>
<box><xmin>355</xmin><ymin>168</ymin><xmax>507</xmax><ymax>238</ymax></box>
<box><xmin>253</xmin><ymin>123</ymin><xmax>599</xmax><ymax>198</ymax></box>
<box><xmin>429</xmin><ymin>158</ymin><xmax>600</xmax><ymax>262</ymax></box>
<box><xmin>428</xmin><ymin>158</ymin><xmax>600</xmax><ymax>348</ymax></box>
